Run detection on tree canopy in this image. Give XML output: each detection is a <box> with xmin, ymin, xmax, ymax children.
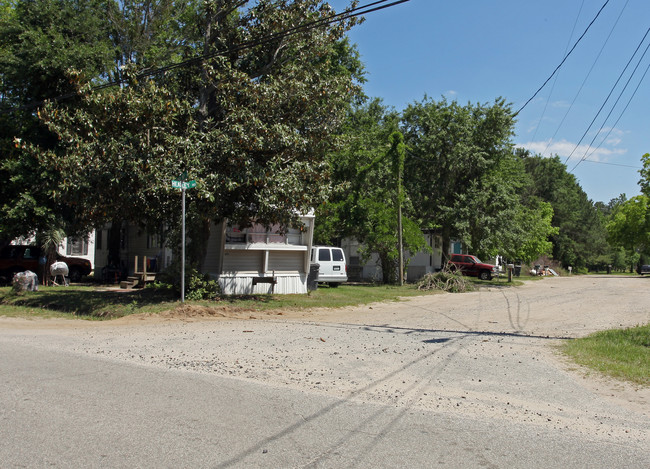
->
<box><xmin>0</xmin><ymin>0</ymin><xmax>117</xmax><ymax>246</ymax></box>
<box><xmin>5</xmin><ymin>0</ymin><xmax>365</xmax><ymax>265</ymax></box>
<box><xmin>1</xmin><ymin>0</ymin><xmax>635</xmax><ymax>280</ymax></box>
<box><xmin>315</xmin><ymin>99</ymin><xmax>428</xmax><ymax>283</ymax></box>
<box><xmin>520</xmin><ymin>154</ymin><xmax>608</xmax><ymax>269</ymax></box>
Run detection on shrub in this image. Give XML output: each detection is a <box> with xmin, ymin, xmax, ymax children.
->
<box><xmin>185</xmin><ymin>271</ymin><xmax>221</xmax><ymax>300</ymax></box>
<box><xmin>154</xmin><ymin>264</ymin><xmax>221</xmax><ymax>300</ymax></box>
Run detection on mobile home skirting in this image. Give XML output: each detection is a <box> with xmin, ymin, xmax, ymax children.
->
<box><xmin>219</xmin><ymin>273</ymin><xmax>308</xmax><ymax>295</ymax></box>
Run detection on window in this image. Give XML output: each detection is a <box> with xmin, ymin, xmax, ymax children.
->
<box><xmin>67</xmin><ymin>237</ymin><xmax>88</xmax><ymax>256</ymax></box>
<box><xmin>226</xmin><ymin>226</ymin><xmax>246</xmax><ymax>243</ymax></box>
<box><xmin>318</xmin><ymin>249</ymin><xmax>331</xmax><ymax>262</ymax></box>
<box><xmin>147</xmin><ymin>233</ymin><xmax>162</xmax><ymax>249</ymax></box>
<box><xmin>23</xmin><ymin>247</ymin><xmax>39</xmax><ymax>259</ymax></box>
<box><xmin>332</xmin><ymin>249</ymin><xmax>344</xmax><ymax>262</ymax></box>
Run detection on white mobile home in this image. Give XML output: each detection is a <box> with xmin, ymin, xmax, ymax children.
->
<box><xmin>109</xmin><ymin>214</ymin><xmax>315</xmax><ymax>294</ymax></box>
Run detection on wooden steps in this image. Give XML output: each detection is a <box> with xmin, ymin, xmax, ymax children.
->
<box><xmin>119</xmin><ymin>255</ymin><xmax>158</xmax><ymax>289</ymax></box>
<box><xmin>120</xmin><ymin>276</ymin><xmax>140</xmax><ymax>289</ymax></box>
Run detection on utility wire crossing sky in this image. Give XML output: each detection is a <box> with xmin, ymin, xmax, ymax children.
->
<box><xmin>331</xmin><ymin>0</ymin><xmax>650</xmax><ymax>203</ymax></box>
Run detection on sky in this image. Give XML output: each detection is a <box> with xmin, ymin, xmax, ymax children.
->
<box><xmin>329</xmin><ymin>0</ymin><xmax>650</xmax><ymax>203</ymax></box>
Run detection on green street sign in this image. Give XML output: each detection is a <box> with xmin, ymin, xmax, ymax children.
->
<box><xmin>172</xmin><ymin>179</ymin><xmax>196</xmax><ymax>189</ymax></box>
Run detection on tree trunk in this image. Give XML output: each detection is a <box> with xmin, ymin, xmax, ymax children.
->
<box><xmin>188</xmin><ymin>218</ymin><xmax>211</xmax><ymax>272</ymax></box>
<box><xmin>107</xmin><ymin>219</ymin><xmax>123</xmax><ymax>268</ymax></box>
<box><xmin>379</xmin><ymin>252</ymin><xmax>397</xmax><ymax>285</ymax></box>
<box><xmin>441</xmin><ymin>229</ymin><xmax>452</xmax><ymax>265</ymax></box>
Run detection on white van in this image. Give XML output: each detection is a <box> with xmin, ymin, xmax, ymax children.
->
<box><xmin>311</xmin><ymin>246</ymin><xmax>347</xmax><ymax>287</ymax></box>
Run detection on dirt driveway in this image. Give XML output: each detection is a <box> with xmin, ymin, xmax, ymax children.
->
<box><xmin>2</xmin><ymin>275</ymin><xmax>649</xmax><ymax>447</ymax></box>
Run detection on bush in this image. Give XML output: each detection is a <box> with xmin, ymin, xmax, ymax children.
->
<box><xmin>185</xmin><ymin>271</ymin><xmax>221</xmax><ymax>300</ymax></box>
<box><xmin>154</xmin><ymin>264</ymin><xmax>221</xmax><ymax>300</ymax></box>
<box><xmin>417</xmin><ymin>266</ymin><xmax>474</xmax><ymax>293</ymax></box>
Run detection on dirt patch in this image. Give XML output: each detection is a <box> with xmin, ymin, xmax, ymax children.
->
<box><xmin>116</xmin><ymin>303</ymin><xmax>291</xmax><ymax>323</ymax></box>
<box><xmin>1</xmin><ymin>275</ymin><xmax>649</xmax><ymax>445</ymax></box>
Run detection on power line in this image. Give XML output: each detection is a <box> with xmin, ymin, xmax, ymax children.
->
<box><xmin>578</xmin><ymin>159</ymin><xmax>641</xmax><ymax>169</ymax></box>
<box><xmin>2</xmin><ymin>0</ymin><xmax>410</xmax><ymax>115</ymax></box>
<box><xmin>541</xmin><ymin>0</ymin><xmax>629</xmax><ymax>157</ymax></box>
<box><xmin>514</xmin><ymin>0</ymin><xmax>610</xmax><ymax>116</ymax></box>
<box><xmin>570</xmin><ymin>37</ymin><xmax>650</xmax><ymax>172</ymax></box>
<box><xmin>530</xmin><ymin>0</ymin><xmax>585</xmax><ymax>143</ymax></box>
<box><xmin>573</xmin><ymin>51</ymin><xmax>650</xmax><ymax>170</ymax></box>
<box><xmin>564</xmin><ymin>25</ymin><xmax>650</xmax><ymax>167</ymax></box>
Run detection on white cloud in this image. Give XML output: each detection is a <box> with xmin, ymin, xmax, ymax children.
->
<box><xmin>516</xmin><ymin>138</ymin><xmax>627</xmax><ymax>162</ymax></box>
<box><xmin>551</xmin><ymin>100</ymin><xmax>570</xmax><ymax>108</ymax></box>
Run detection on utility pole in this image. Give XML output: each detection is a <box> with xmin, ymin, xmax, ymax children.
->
<box><xmin>389</xmin><ymin>132</ymin><xmax>406</xmax><ymax>286</ymax></box>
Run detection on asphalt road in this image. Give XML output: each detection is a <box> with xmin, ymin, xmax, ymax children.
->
<box><xmin>1</xmin><ymin>275</ymin><xmax>649</xmax><ymax>468</ymax></box>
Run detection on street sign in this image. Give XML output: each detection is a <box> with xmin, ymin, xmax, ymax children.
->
<box><xmin>172</xmin><ymin>180</ymin><xmax>196</xmax><ymax>189</ymax></box>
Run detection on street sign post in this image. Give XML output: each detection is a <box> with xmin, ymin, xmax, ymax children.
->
<box><xmin>172</xmin><ymin>180</ymin><xmax>196</xmax><ymax>189</ymax></box>
<box><xmin>171</xmin><ymin>177</ymin><xmax>197</xmax><ymax>302</ymax></box>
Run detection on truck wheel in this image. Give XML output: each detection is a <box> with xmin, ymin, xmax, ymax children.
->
<box><xmin>329</xmin><ymin>282</ymin><xmax>340</xmax><ymax>288</ymax></box>
<box><xmin>479</xmin><ymin>270</ymin><xmax>492</xmax><ymax>281</ymax></box>
<box><xmin>68</xmin><ymin>267</ymin><xmax>82</xmax><ymax>283</ymax></box>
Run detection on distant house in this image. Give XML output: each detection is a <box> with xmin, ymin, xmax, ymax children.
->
<box><xmin>60</xmin><ymin>235</ymin><xmax>96</xmax><ymax>270</ymax></box>
<box><xmin>11</xmin><ymin>234</ymin><xmax>97</xmax><ymax>274</ymax></box>
<box><xmin>341</xmin><ymin>233</ymin><xmax>463</xmax><ymax>283</ymax></box>
<box><xmin>93</xmin><ymin>223</ymin><xmax>172</xmax><ymax>281</ymax></box>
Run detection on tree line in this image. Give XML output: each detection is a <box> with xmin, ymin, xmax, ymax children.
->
<box><xmin>1</xmin><ymin>0</ymin><xmax>647</xmax><ymax>282</ymax></box>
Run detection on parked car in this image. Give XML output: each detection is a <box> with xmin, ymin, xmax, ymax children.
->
<box><xmin>310</xmin><ymin>246</ymin><xmax>348</xmax><ymax>287</ymax></box>
<box><xmin>0</xmin><ymin>245</ymin><xmax>92</xmax><ymax>284</ymax></box>
<box><xmin>448</xmin><ymin>254</ymin><xmax>498</xmax><ymax>281</ymax></box>
<box><xmin>637</xmin><ymin>264</ymin><xmax>650</xmax><ymax>275</ymax></box>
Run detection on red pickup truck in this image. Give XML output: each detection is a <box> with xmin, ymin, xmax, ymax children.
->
<box><xmin>0</xmin><ymin>245</ymin><xmax>92</xmax><ymax>284</ymax></box>
<box><xmin>448</xmin><ymin>254</ymin><xmax>498</xmax><ymax>280</ymax></box>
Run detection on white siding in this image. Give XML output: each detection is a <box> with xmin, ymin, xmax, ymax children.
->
<box><xmin>222</xmin><ymin>250</ymin><xmax>262</xmax><ymax>274</ymax></box>
<box><xmin>268</xmin><ymin>251</ymin><xmax>304</xmax><ymax>273</ymax></box>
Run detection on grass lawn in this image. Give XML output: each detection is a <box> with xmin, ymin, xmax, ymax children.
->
<box><xmin>0</xmin><ymin>272</ymin><xmax>541</xmax><ymax>320</ymax></box>
<box><xmin>0</xmin><ymin>282</ymin><xmax>443</xmax><ymax>320</ymax></box>
<box><xmin>561</xmin><ymin>324</ymin><xmax>650</xmax><ymax>386</ymax></box>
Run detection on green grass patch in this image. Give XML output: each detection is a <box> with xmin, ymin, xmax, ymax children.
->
<box><xmin>0</xmin><ymin>285</ymin><xmax>178</xmax><ymax>320</ymax></box>
<box><xmin>0</xmin><ymin>283</ymin><xmax>436</xmax><ymax>320</ymax></box>
<box><xmin>561</xmin><ymin>324</ymin><xmax>650</xmax><ymax>386</ymax></box>
<box><xmin>225</xmin><ymin>283</ymin><xmax>436</xmax><ymax>310</ymax></box>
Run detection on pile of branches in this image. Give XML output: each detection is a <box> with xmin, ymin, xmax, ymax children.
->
<box><xmin>417</xmin><ymin>265</ymin><xmax>474</xmax><ymax>293</ymax></box>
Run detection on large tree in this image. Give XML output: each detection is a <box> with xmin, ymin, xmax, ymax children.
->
<box><xmin>606</xmin><ymin>195</ymin><xmax>650</xmax><ymax>262</ymax></box>
<box><xmin>0</xmin><ymin>0</ymin><xmax>116</xmax><ymax>246</ymax></box>
<box><xmin>316</xmin><ymin>99</ymin><xmax>428</xmax><ymax>283</ymax></box>
<box><xmin>638</xmin><ymin>153</ymin><xmax>650</xmax><ymax>197</ymax></box>
<box><xmin>401</xmin><ymin>97</ymin><xmax>519</xmax><ymax>260</ymax></box>
<box><xmin>30</xmin><ymin>0</ymin><xmax>365</xmax><ymax>268</ymax></box>
<box><xmin>520</xmin><ymin>154</ymin><xmax>608</xmax><ymax>269</ymax></box>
